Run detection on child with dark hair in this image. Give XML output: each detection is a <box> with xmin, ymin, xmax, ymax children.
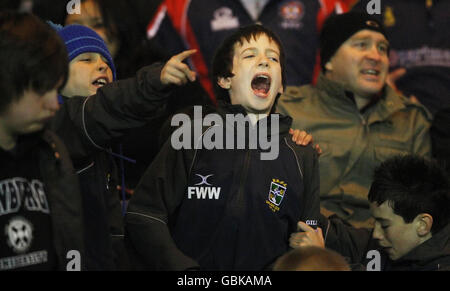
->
<box><xmin>0</xmin><ymin>10</ymin><xmax>197</xmax><ymax>270</ymax></box>
<box><xmin>211</xmin><ymin>24</ymin><xmax>286</xmax><ymax>112</ymax></box>
<box><xmin>0</xmin><ymin>11</ymin><xmax>80</xmax><ymax>271</ymax></box>
<box><xmin>125</xmin><ymin>24</ymin><xmax>320</xmax><ymax>270</ymax></box>
<box><xmin>290</xmin><ymin>155</ymin><xmax>450</xmax><ymax>271</ymax></box>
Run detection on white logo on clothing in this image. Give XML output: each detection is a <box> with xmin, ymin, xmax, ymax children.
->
<box><xmin>5</xmin><ymin>217</ymin><xmax>33</xmax><ymax>254</ymax></box>
<box><xmin>0</xmin><ymin>178</ymin><xmax>50</xmax><ymax>216</ymax></box>
<box><xmin>188</xmin><ymin>174</ymin><xmax>221</xmax><ymax>200</ymax></box>
<box><xmin>194</xmin><ymin>174</ymin><xmax>214</xmax><ymax>186</ymax></box>
<box><xmin>211</xmin><ymin>7</ymin><xmax>240</xmax><ymax>31</ymax></box>
<box><xmin>279</xmin><ymin>1</ymin><xmax>305</xmax><ymax>29</ymax></box>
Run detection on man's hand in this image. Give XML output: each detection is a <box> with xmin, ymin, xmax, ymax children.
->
<box><xmin>289</xmin><ymin>128</ymin><xmax>322</xmax><ymax>155</ymax></box>
<box><xmin>289</xmin><ymin>221</ymin><xmax>325</xmax><ymax>249</ymax></box>
<box><xmin>161</xmin><ymin>49</ymin><xmax>197</xmax><ymax>86</ymax></box>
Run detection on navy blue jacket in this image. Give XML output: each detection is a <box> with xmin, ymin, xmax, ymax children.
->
<box><xmin>50</xmin><ymin>63</ymin><xmax>170</xmax><ymax>270</ymax></box>
<box><xmin>126</xmin><ymin>104</ymin><xmax>320</xmax><ymax>270</ymax></box>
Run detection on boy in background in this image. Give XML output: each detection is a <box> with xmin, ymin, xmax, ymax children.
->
<box><xmin>0</xmin><ymin>11</ymin><xmax>196</xmax><ymax>270</ymax></box>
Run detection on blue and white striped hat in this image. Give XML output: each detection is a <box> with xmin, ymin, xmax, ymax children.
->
<box><xmin>54</xmin><ymin>24</ymin><xmax>116</xmax><ymax>80</ymax></box>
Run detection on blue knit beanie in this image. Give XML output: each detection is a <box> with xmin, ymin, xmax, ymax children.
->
<box><xmin>53</xmin><ymin>24</ymin><xmax>117</xmax><ymax>81</ymax></box>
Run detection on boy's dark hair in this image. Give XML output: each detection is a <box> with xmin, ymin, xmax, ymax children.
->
<box><xmin>368</xmin><ymin>155</ymin><xmax>450</xmax><ymax>234</ymax></box>
<box><xmin>211</xmin><ymin>24</ymin><xmax>286</xmax><ymax>106</ymax></box>
<box><xmin>0</xmin><ymin>11</ymin><xmax>68</xmax><ymax>113</ymax></box>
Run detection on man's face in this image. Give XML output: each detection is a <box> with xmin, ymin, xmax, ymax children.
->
<box><xmin>0</xmin><ymin>88</ymin><xmax>60</xmax><ymax>138</ymax></box>
<box><xmin>220</xmin><ymin>34</ymin><xmax>284</xmax><ymax>115</ymax></box>
<box><xmin>370</xmin><ymin>201</ymin><xmax>422</xmax><ymax>261</ymax></box>
<box><xmin>61</xmin><ymin>52</ymin><xmax>113</xmax><ymax>97</ymax></box>
<box><xmin>65</xmin><ymin>0</ymin><xmax>119</xmax><ymax>57</ymax></box>
<box><xmin>325</xmin><ymin>30</ymin><xmax>389</xmax><ymax>98</ymax></box>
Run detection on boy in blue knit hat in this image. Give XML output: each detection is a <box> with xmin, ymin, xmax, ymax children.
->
<box><xmin>54</xmin><ymin>24</ymin><xmax>116</xmax><ymax>98</ymax></box>
<box><xmin>50</xmin><ymin>24</ymin><xmax>124</xmax><ymax>270</ymax></box>
<box><xmin>47</xmin><ymin>23</ymin><xmax>197</xmax><ymax>270</ymax></box>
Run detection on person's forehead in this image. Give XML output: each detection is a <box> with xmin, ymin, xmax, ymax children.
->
<box><xmin>370</xmin><ymin>201</ymin><xmax>395</xmax><ymax>220</ymax></box>
<box><xmin>233</xmin><ymin>34</ymin><xmax>280</xmax><ymax>54</ymax></box>
<box><xmin>72</xmin><ymin>52</ymin><xmax>103</xmax><ymax>60</ymax></box>
<box><xmin>66</xmin><ymin>0</ymin><xmax>101</xmax><ymax>22</ymax></box>
<box><xmin>80</xmin><ymin>0</ymin><xmax>101</xmax><ymax>15</ymax></box>
<box><xmin>348</xmin><ymin>29</ymin><xmax>388</xmax><ymax>43</ymax></box>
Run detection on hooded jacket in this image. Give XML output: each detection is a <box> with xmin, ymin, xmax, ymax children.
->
<box><xmin>125</xmin><ymin>103</ymin><xmax>320</xmax><ymax>270</ymax></box>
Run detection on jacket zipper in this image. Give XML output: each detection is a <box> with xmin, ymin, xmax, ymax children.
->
<box><xmin>233</xmin><ymin>149</ymin><xmax>252</xmax><ymax>216</ymax></box>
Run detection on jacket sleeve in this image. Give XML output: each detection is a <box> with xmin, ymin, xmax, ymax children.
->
<box><xmin>409</xmin><ymin>105</ymin><xmax>432</xmax><ymax>158</ymax></box>
<box><xmin>298</xmin><ymin>144</ymin><xmax>321</xmax><ymax>227</ymax></box>
<box><xmin>431</xmin><ymin>107</ymin><xmax>450</xmax><ymax>171</ymax></box>
<box><xmin>124</xmin><ymin>140</ymin><xmax>199</xmax><ymax>270</ymax></box>
<box><xmin>54</xmin><ymin>63</ymin><xmax>171</xmax><ymax>158</ymax></box>
<box><xmin>321</xmin><ymin>214</ymin><xmax>378</xmax><ymax>268</ymax></box>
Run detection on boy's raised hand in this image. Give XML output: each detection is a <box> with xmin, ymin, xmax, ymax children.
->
<box><xmin>161</xmin><ymin>49</ymin><xmax>197</xmax><ymax>86</ymax></box>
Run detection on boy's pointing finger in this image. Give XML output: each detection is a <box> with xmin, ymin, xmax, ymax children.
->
<box><xmin>173</xmin><ymin>49</ymin><xmax>197</xmax><ymax>62</ymax></box>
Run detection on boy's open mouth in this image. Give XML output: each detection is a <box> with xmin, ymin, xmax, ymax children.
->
<box><xmin>251</xmin><ymin>74</ymin><xmax>271</xmax><ymax>98</ymax></box>
<box><xmin>92</xmin><ymin>77</ymin><xmax>109</xmax><ymax>88</ymax></box>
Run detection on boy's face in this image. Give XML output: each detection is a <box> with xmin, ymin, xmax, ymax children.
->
<box><xmin>370</xmin><ymin>201</ymin><xmax>423</xmax><ymax>261</ymax></box>
<box><xmin>61</xmin><ymin>52</ymin><xmax>113</xmax><ymax>97</ymax></box>
<box><xmin>0</xmin><ymin>88</ymin><xmax>60</xmax><ymax>138</ymax></box>
<box><xmin>325</xmin><ymin>30</ymin><xmax>389</xmax><ymax>99</ymax></box>
<box><xmin>65</xmin><ymin>0</ymin><xmax>119</xmax><ymax>57</ymax></box>
<box><xmin>219</xmin><ymin>34</ymin><xmax>283</xmax><ymax>115</ymax></box>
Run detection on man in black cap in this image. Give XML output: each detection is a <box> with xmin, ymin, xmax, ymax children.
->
<box><xmin>277</xmin><ymin>12</ymin><xmax>432</xmax><ymax>228</ymax></box>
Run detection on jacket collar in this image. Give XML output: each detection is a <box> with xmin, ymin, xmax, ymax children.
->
<box><xmin>216</xmin><ymin>101</ymin><xmax>293</xmax><ymax>136</ymax></box>
<box><xmin>315</xmin><ymin>74</ymin><xmax>407</xmax><ymax>125</ymax></box>
<box><xmin>388</xmin><ymin>224</ymin><xmax>450</xmax><ymax>270</ymax></box>
<box><xmin>0</xmin><ymin>130</ymin><xmax>46</xmax><ymax>159</ymax></box>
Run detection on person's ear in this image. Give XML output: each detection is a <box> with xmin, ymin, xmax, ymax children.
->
<box><xmin>415</xmin><ymin>213</ymin><xmax>433</xmax><ymax>237</ymax></box>
<box><xmin>218</xmin><ymin>77</ymin><xmax>231</xmax><ymax>90</ymax></box>
<box><xmin>278</xmin><ymin>84</ymin><xmax>284</xmax><ymax>94</ymax></box>
<box><xmin>325</xmin><ymin>61</ymin><xmax>333</xmax><ymax>71</ymax></box>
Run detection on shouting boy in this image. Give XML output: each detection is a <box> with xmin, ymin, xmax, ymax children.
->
<box><xmin>125</xmin><ymin>24</ymin><xmax>320</xmax><ymax>270</ymax></box>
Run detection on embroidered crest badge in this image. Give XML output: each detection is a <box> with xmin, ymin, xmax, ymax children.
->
<box><xmin>266</xmin><ymin>179</ymin><xmax>287</xmax><ymax>212</ymax></box>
